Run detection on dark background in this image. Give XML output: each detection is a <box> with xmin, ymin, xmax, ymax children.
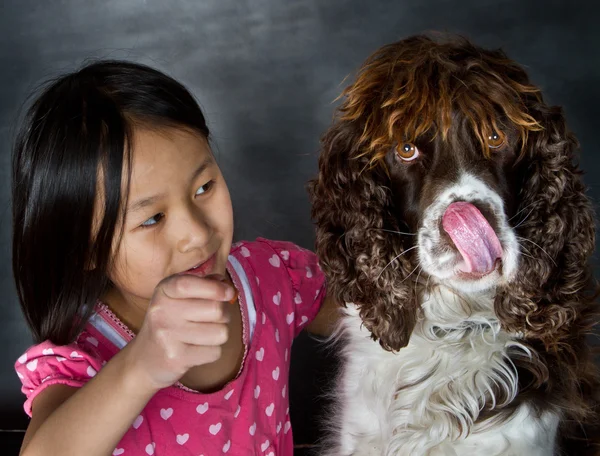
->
<box><xmin>1</xmin><ymin>0</ymin><xmax>599</xmax><ymax>454</ymax></box>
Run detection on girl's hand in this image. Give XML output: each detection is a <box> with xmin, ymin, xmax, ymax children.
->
<box><xmin>126</xmin><ymin>274</ymin><xmax>236</xmax><ymax>390</ymax></box>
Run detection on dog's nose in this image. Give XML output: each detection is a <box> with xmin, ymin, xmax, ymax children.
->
<box><xmin>442</xmin><ymin>202</ymin><xmax>503</xmax><ymax>275</ymax></box>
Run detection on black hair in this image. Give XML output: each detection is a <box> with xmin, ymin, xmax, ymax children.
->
<box><xmin>12</xmin><ymin>60</ymin><xmax>210</xmax><ymax>345</ymax></box>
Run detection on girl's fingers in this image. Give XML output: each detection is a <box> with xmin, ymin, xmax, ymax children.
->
<box><xmin>159</xmin><ymin>274</ymin><xmax>235</xmax><ymax>302</ymax></box>
<box><xmin>176</xmin><ymin>321</ymin><xmax>229</xmax><ymax>346</ymax></box>
<box><xmin>166</xmin><ymin>298</ymin><xmax>231</xmax><ymax>324</ymax></box>
<box><xmin>179</xmin><ymin>344</ymin><xmax>223</xmax><ymax>367</ymax></box>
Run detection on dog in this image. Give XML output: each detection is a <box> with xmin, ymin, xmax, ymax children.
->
<box><xmin>308</xmin><ymin>35</ymin><xmax>600</xmax><ymax>455</ymax></box>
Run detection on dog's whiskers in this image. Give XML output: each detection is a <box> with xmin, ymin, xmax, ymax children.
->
<box><xmin>412</xmin><ymin>264</ymin><xmax>424</xmax><ymax>301</ymax></box>
<box><xmin>518</xmin><ymin>244</ymin><xmax>536</xmax><ymax>261</ymax></box>
<box><xmin>376</xmin><ymin>228</ymin><xmax>417</xmax><ymax>236</ymax></box>
<box><xmin>401</xmin><ymin>263</ymin><xmax>422</xmax><ymax>284</ymax></box>
<box><xmin>516</xmin><ymin>236</ymin><xmax>557</xmax><ymax>266</ymax></box>
<box><xmin>519</xmin><ymin>251</ymin><xmax>536</xmax><ymax>261</ymax></box>
<box><xmin>512</xmin><ymin>207</ymin><xmax>536</xmax><ymax>230</ymax></box>
<box><xmin>425</xmin><ymin>272</ymin><xmax>432</xmax><ymax>291</ymax></box>
<box><xmin>508</xmin><ymin>201</ymin><xmax>539</xmax><ymax>223</ymax></box>
<box><xmin>376</xmin><ymin>245</ymin><xmax>418</xmax><ymax>279</ymax></box>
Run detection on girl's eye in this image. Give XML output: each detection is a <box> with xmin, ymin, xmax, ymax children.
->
<box><xmin>395</xmin><ymin>142</ymin><xmax>420</xmax><ymax>162</ymax></box>
<box><xmin>141</xmin><ymin>213</ymin><xmax>164</xmax><ymax>228</ymax></box>
<box><xmin>487</xmin><ymin>130</ymin><xmax>505</xmax><ymax>149</ymax></box>
<box><xmin>195</xmin><ymin>180</ymin><xmax>214</xmax><ymax>196</ymax></box>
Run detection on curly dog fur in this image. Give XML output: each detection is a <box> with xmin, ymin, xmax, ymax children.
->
<box><xmin>309</xmin><ymin>34</ymin><xmax>600</xmax><ymax>455</ymax></box>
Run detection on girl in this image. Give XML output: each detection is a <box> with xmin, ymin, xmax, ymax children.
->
<box><xmin>13</xmin><ymin>60</ymin><xmax>337</xmax><ymax>456</ymax></box>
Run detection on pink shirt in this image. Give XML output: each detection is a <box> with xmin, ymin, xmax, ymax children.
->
<box><xmin>15</xmin><ymin>238</ymin><xmax>326</xmax><ymax>456</ymax></box>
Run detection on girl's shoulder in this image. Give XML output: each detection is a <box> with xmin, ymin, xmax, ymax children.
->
<box><xmin>14</xmin><ymin>329</ymin><xmax>106</xmax><ymax>417</ymax></box>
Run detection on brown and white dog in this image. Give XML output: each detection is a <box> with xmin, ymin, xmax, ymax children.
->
<box><xmin>308</xmin><ymin>35</ymin><xmax>600</xmax><ymax>455</ymax></box>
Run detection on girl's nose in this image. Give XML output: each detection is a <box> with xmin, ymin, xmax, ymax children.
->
<box><xmin>175</xmin><ymin>209</ymin><xmax>212</xmax><ymax>253</ymax></box>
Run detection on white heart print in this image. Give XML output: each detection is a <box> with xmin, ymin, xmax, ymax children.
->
<box><xmin>284</xmin><ymin>421</ymin><xmax>291</xmax><ymax>434</ymax></box>
<box><xmin>286</xmin><ymin>312</ymin><xmax>294</xmax><ymax>325</ymax></box>
<box><xmin>254</xmin><ymin>385</ymin><xmax>261</xmax><ymax>399</ymax></box>
<box><xmin>275</xmin><ymin>329</ymin><xmax>279</xmax><ymax>343</ymax></box>
<box><xmin>267</xmin><ymin>453</ymin><xmax>275</xmax><ymax>456</ymax></box>
<box><xmin>241</xmin><ymin>246</ymin><xmax>251</xmax><ymax>257</ymax></box>
<box><xmin>87</xmin><ymin>366</ymin><xmax>97</xmax><ymax>377</ymax></box>
<box><xmin>261</xmin><ymin>440</ymin><xmax>270</xmax><ymax>452</ymax></box>
<box><xmin>306</xmin><ymin>266</ymin><xmax>313</xmax><ymax>278</ymax></box>
<box><xmin>272</xmin><ymin>292</ymin><xmax>281</xmax><ymax>306</ymax></box>
<box><xmin>272</xmin><ymin>366</ymin><xmax>280</xmax><ymax>381</ymax></box>
<box><xmin>133</xmin><ymin>415</ymin><xmax>143</xmax><ymax>429</ymax></box>
<box><xmin>294</xmin><ymin>292</ymin><xmax>302</xmax><ymax>304</ymax></box>
<box><xmin>26</xmin><ymin>360</ymin><xmax>38</xmax><ymax>372</ymax></box>
<box><xmin>176</xmin><ymin>434</ymin><xmax>189</xmax><ymax>445</ymax></box>
<box><xmin>222</xmin><ymin>440</ymin><xmax>231</xmax><ymax>453</ymax></box>
<box><xmin>268</xmin><ymin>254</ymin><xmax>281</xmax><ymax>268</ymax></box>
<box><xmin>234</xmin><ymin>405</ymin><xmax>241</xmax><ymax>418</ymax></box>
<box><xmin>42</xmin><ymin>348</ymin><xmax>54</xmax><ymax>355</ymax></box>
<box><xmin>262</xmin><ymin>312</ymin><xmax>266</xmax><ymax>324</ymax></box>
<box><xmin>113</xmin><ymin>449</ymin><xmax>125</xmax><ymax>455</ymax></box>
<box><xmin>249</xmin><ymin>422</ymin><xmax>257</xmax><ymax>436</ymax></box>
<box><xmin>282</xmin><ymin>385</ymin><xmax>286</xmax><ymax>397</ymax></box>
<box><xmin>145</xmin><ymin>443</ymin><xmax>155</xmax><ymax>455</ymax></box>
<box><xmin>196</xmin><ymin>402</ymin><xmax>209</xmax><ymax>414</ymax></box>
<box><xmin>160</xmin><ymin>408</ymin><xmax>173</xmax><ymax>420</ymax></box>
<box><xmin>277</xmin><ymin>422</ymin><xmax>282</xmax><ymax>434</ymax></box>
<box><xmin>265</xmin><ymin>403</ymin><xmax>275</xmax><ymax>417</ymax></box>
<box><xmin>70</xmin><ymin>351</ymin><xmax>83</xmax><ymax>358</ymax></box>
<box><xmin>301</xmin><ymin>315</ymin><xmax>309</xmax><ymax>325</ymax></box>
<box><xmin>224</xmin><ymin>389</ymin><xmax>234</xmax><ymax>400</ymax></box>
<box><xmin>18</xmin><ymin>353</ymin><xmax>27</xmax><ymax>364</ymax></box>
<box><xmin>255</xmin><ymin>347</ymin><xmax>264</xmax><ymax>361</ymax></box>
<box><xmin>209</xmin><ymin>423</ymin><xmax>222</xmax><ymax>435</ymax></box>
<box><xmin>280</xmin><ymin>250</ymin><xmax>289</xmax><ymax>260</ymax></box>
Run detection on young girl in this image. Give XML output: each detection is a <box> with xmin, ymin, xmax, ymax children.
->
<box><xmin>13</xmin><ymin>60</ymin><xmax>337</xmax><ymax>456</ymax></box>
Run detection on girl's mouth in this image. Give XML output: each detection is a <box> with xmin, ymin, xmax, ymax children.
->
<box><xmin>183</xmin><ymin>253</ymin><xmax>217</xmax><ymax>277</ymax></box>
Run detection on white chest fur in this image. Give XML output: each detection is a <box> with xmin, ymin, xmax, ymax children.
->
<box><xmin>327</xmin><ymin>287</ymin><xmax>559</xmax><ymax>456</ymax></box>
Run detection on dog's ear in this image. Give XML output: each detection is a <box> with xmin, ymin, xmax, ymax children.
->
<box><xmin>495</xmin><ymin>103</ymin><xmax>597</xmax><ymax>351</ymax></box>
<box><xmin>308</xmin><ymin>119</ymin><xmax>419</xmax><ymax>351</ymax></box>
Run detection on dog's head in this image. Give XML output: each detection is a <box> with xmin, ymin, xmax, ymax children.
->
<box><xmin>308</xmin><ymin>35</ymin><xmax>596</xmax><ymax>352</ymax></box>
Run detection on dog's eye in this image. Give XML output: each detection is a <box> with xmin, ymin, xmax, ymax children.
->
<box><xmin>487</xmin><ymin>131</ymin><xmax>505</xmax><ymax>149</ymax></box>
<box><xmin>395</xmin><ymin>142</ymin><xmax>420</xmax><ymax>161</ymax></box>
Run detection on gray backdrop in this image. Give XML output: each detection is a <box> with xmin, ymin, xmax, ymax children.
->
<box><xmin>1</xmin><ymin>0</ymin><xmax>598</xmax><ymax>452</ymax></box>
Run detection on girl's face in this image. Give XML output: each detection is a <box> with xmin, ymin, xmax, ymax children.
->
<box><xmin>105</xmin><ymin>127</ymin><xmax>234</xmax><ymax>321</ymax></box>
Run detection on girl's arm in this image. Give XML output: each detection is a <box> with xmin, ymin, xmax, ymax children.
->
<box><xmin>20</xmin><ymin>274</ymin><xmax>236</xmax><ymax>456</ymax></box>
<box><xmin>20</xmin><ymin>340</ymin><xmax>159</xmax><ymax>456</ymax></box>
<box><xmin>305</xmin><ymin>293</ymin><xmax>340</xmax><ymax>337</ymax></box>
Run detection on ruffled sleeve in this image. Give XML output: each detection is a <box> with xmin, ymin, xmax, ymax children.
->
<box><xmin>234</xmin><ymin>238</ymin><xmax>327</xmax><ymax>339</ymax></box>
<box><xmin>15</xmin><ymin>336</ymin><xmax>103</xmax><ymax>416</ymax></box>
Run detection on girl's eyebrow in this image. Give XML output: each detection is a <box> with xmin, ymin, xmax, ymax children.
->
<box><xmin>127</xmin><ymin>157</ymin><xmax>214</xmax><ymax>214</ymax></box>
<box><xmin>188</xmin><ymin>156</ymin><xmax>214</xmax><ymax>186</ymax></box>
<box><xmin>127</xmin><ymin>192</ymin><xmax>167</xmax><ymax>214</ymax></box>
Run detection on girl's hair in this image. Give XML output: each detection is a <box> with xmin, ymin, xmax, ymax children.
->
<box><xmin>12</xmin><ymin>60</ymin><xmax>210</xmax><ymax>345</ymax></box>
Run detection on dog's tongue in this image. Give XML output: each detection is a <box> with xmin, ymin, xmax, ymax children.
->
<box><xmin>442</xmin><ymin>202</ymin><xmax>503</xmax><ymax>275</ymax></box>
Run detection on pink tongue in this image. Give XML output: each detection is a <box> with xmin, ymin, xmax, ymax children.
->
<box><xmin>442</xmin><ymin>202</ymin><xmax>503</xmax><ymax>275</ymax></box>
